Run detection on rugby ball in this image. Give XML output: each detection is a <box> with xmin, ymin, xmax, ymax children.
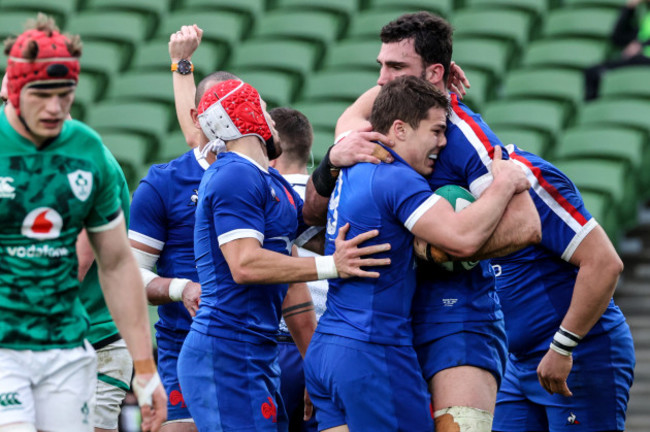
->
<box><xmin>434</xmin><ymin>185</ymin><xmax>480</xmax><ymax>272</ymax></box>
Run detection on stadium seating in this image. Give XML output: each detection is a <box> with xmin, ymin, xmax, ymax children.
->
<box><xmin>562</xmin><ymin>0</ymin><xmax>627</xmax><ymax>9</ymax></box>
<box><xmin>291</xmin><ymin>101</ymin><xmax>351</xmax><ymax>134</ymax></box>
<box><xmin>491</xmin><ymin>126</ymin><xmax>553</xmax><ymax>159</ymax></box>
<box><xmin>521</xmin><ymin>38</ymin><xmax>609</xmax><ymax>70</ymax></box>
<box><xmin>273</xmin><ymin>0</ymin><xmax>361</xmax><ymax>25</ymax></box>
<box><xmin>453</xmin><ymin>8</ymin><xmax>533</xmax><ymax>55</ymax></box>
<box><xmin>0</xmin><ymin>11</ymin><xmax>45</xmax><ymax>40</ymax></box>
<box><xmin>347</xmin><ymin>10</ymin><xmax>417</xmax><ymax>40</ymax></box>
<box><xmin>453</xmin><ymin>37</ymin><xmax>514</xmax><ymax>83</ymax></box>
<box><xmin>101</xmin><ymin>131</ymin><xmax>153</xmax><ymax>190</ymax></box>
<box><xmin>232</xmin><ymin>70</ymin><xmax>299</xmax><ymax>107</ymax></box>
<box><xmin>79</xmin><ymin>40</ymin><xmax>129</xmax><ymax>93</ymax></box>
<box><xmin>179</xmin><ymin>0</ymin><xmax>266</xmax><ymax>28</ymax></box>
<box><xmin>501</xmin><ymin>68</ymin><xmax>586</xmax><ymax>112</ymax></box>
<box><xmin>324</xmin><ymin>40</ymin><xmax>382</xmax><ymax>71</ymax></box>
<box><xmin>0</xmin><ymin>0</ymin><xmax>77</xmax><ymax>27</ymax></box>
<box><xmin>542</xmin><ymin>7</ymin><xmax>620</xmax><ymax>40</ymax></box>
<box><xmin>105</xmin><ymin>71</ymin><xmax>176</xmax><ymax>105</ymax></box>
<box><xmin>599</xmin><ymin>66</ymin><xmax>650</xmax><ymax>100</ymax></box>
<box><xmin>299</xmin><ymin>70</ymin><xmax>378</xmax><ymax>103</ymax></box>
<box><xmin>82</xmin><ymin>0</ymin><xmax>168</xmax><ymax>36</ymax></box>
<box><xmin>458</xmin><ymin>67</ymin><xmax>493</xmax><ymax>113</ymax></box>
<box><xmin>577</xmin><ymin>98</ymin><xmax>650</xmax><ymax>137</ymax></box>
<box><xmin>311</xmin><ymin>129</ymin><xmax>337</xmax><ymax>162</ymax></box>
<box><xmin>482</xmin><ymin>99</ymin><xmax>570</xmax><ymax>141</ymax></box>
<box><xmin>157</xmin><ymin>129</ymin><xmax>191</xmax><ymax>163</ymax></box>
<box><xmin>464</xmin><ymin>0</ymin><xmax>550</xmax><ymax>20</ymax></box>
<box><xmin>366</xmin><ymin>0</ymin><xmax>453</xmax><ymax>19</ymax></box>
<box><xmin>71</xmin><ymin>74</ymin><xmax>104</xmax><ymax>121</ymax></box>
<box><xmin>580</xmin><ymin>190</ymin><xmax>619</xmax><ymax>244</ymax></box>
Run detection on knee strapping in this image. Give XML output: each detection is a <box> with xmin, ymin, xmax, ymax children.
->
<box><xmin>434</xmin><ymin>406</ymin><xmax>493</xmax><ymax>432</ymax></box>
<box><xmin>0</xmin><ymin>424</ymin><xmax>37</xmax><ymax>432</ymax></box>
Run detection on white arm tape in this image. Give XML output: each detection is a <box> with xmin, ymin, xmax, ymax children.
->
<box><xmin>131</xmin><ymin>247</ymin><xmax>159</xmax><ymax>271</ymax></box>
<box><xmin>169</xmin><ymin>278</ymin><xmax>190</xmax><ymax>302</ymax></box>
<box><xmin>315</xmin><ymin>255</ymin><xmax>339</xmax><ymax>280</ymax></box>
<box><xmin>132</xmin><ymin>372</ymin><xmax>161</xmax><ymax>407</ymax></box>
<box><xmin>334</xmin><ymin>130</ymin><xmax>352</xmax><ymax>144</ymax></box>
<box><xmin>139</xmin><ymin>268</ymin><xmax>158</xmax><ymax>288</ymax></box>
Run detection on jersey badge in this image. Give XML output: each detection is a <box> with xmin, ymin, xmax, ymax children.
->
<box><xmin>67</xmin><ymin>170</ymin><xmax>93</xmax><ymax>202</ymax></box>
<box><xmin>189</xmin><ymin>189</ymin><xmax>199</xmax><ymax>206</ymax></box>
<box><xmin>22</xmin><ymin>207</ymin><xmax>63</xmax><ymax>239</ymax></box>
<box><xmin>566</xmin><ymin>412</ymin><xmax>580</xmax><ymax>425</ymax></box>
<box><xmin>270</xmin><ymin>187</ymin><xmax>280</xmax><ymax>202</ymax></box>
<box><xmin>261</xmin><ymin>396</ymin><xmax>277</xmax><ymax>423</ymax></box>
<box><xmin>0</xmin><ymin>176</ymin><xmax>16</xmax><ymax>199</ymax></box>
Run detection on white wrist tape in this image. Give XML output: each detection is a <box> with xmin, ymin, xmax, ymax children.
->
<box><xmin>132</xmin><ymin>372</ymin><xmax>161</xmax><ymax>407</ymax></box>
<box><xmin>315</xmin><ymin>255</ymin><xmax>339</xmax><ymax>280</ymax></box>
<box><xmin>550</xmin><ymin>326</ymin><xmax>582</xmax><ymax>357</ymax></box>
<box><xmin>169</xmin><ymin>278</ymin><xmax>190</xmax><ymax>302</ymax></box>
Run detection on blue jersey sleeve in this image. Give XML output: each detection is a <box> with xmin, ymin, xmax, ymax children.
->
<box><xmin>206</xmin><ymin>162</ymin><xmax>267</xmax><ymax>246</ymax></box>
<box><xmin>372</xmin><ymin>164</ymin><xmax>440</xmax><ymax>231</ymax></box>
<box><xmin>129</xmin><ymin>172</ymin><xmax>167</xmax><ymax>249</ymax></box>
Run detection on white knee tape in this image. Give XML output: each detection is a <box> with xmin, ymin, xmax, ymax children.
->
<box><xmin>434</xmin><ymin>406</ymin><xmax>493</xmax><ymax>432</ymax></box>
<box><xmin>0</xmin><ymin>423</ymin><xmax>37</xmax><ymax>432</ymax></box>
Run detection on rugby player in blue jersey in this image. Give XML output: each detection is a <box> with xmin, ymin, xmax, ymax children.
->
<box><xmin>302</xmin><ymin>12</ymin><xmax>541</xmax><ymax>432</ymax></box>
<box><xmin>303</xmin><ymin>75</ymin><xmax>531</xmax><ymax>432</ymax></box>
<box><xmin>175</xmin><ymin>79</ymin><xmax>391</xmax><ymax>432</ymax></box>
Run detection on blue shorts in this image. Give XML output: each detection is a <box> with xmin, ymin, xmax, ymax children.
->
<box><xmin>493</xmin><ymin>322</ymin><xmax>635</xmax><ymax>432</ymax></box>
<box><xmin>177</xmin><ymin>330</ymin><xmax>289</xmax><ymax>432</ymax></box>
<box><xmin>156</xmin><ymin>330</ymin><xmax>192</xmax><ymax>421</ymax></box>
<box><xmin>304</xmin><ymin>333</ymin><xmax>432</xmax><ymax>432</ymax></box>
<box><xmin>277</xmin><ymin>340</ymin><xmax>317</xmax><ymax>432</ymax></box>
<box><xmin>414</xmin><ymin>319</ymin><xmax>508</xmax><ymax>386</ymax></box>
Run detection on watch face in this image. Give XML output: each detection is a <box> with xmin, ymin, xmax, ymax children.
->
<box><xmin>177</xmin><ymin>59</ymin><xmax>192</xmax><ymax>74</ymax></box>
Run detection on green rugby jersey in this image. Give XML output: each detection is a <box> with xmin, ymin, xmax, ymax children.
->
<box><xmin>0</xmin><ymin>110</ymin><xmax>122</xmax><ymax>350</ymax></box>
<box><xmin>77</xmin><ymin>146</ymin><xmax>130</xmax><ymax>346</ymax></box>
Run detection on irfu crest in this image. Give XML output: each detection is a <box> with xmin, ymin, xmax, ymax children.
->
<box><xmin>67</xmin><ymin>170</ymin><xmax>93</xmax><ymax>202</ymax></box>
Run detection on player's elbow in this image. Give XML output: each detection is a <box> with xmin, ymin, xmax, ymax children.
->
<box><xmin>447</xmin><ymin>235</ymin><xmax>484</xmax><ymax>259</ymax></box>
<box><xmin>230</xmin><ymin>265</ymin><xmax>255</xmax><ymax>285</ymax></box>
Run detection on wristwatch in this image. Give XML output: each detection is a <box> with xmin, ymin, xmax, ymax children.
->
<box><xmin>171</xmin><ymin>59</ymin><xmax>194</xmax><ymax>75</ymax></box>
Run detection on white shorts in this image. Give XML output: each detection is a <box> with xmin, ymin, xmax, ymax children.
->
<box><xmin>0</xmin><ymin>341</ymin><xmax>96</xmax><ymax>432</ymax></box>
<box><xmin>92</xmin><ymin>338</ymin><xmax>133</xmax><ymax>429</ymax></box>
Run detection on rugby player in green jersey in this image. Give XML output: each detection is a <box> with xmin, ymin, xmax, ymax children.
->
<box><xmin>0</xmin><ymin>14</ymin><xmax>166</xmax><ymax>432</ymax></box>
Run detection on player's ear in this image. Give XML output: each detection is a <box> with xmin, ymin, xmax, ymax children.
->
<box><xmin>190</xmin><ymin>108</ymin><xmax>201</xmax><ymax>129</ymax></box>
<box><xmin>392</xmin><ymin>119</ymin><xmax>407</xmax><ymax>141</ymax></box>
<box><xmin>424</xmin><ymin>63</ymin><xmax>444</xmax><ymax>85</ymax></box>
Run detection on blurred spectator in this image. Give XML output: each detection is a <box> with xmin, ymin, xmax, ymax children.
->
<box><xmin>584</xmin><ymin>0</ymin><xmax>650</xmax><ymax>100</ymax></box>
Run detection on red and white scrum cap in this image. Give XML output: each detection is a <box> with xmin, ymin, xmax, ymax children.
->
<box><xmin>6</xmin><ymin>28</ymin><xmax>80</xmax><ymax>116</ymax></box>
<box><xmin>197</xmin><ymin>79</ymin><xmax>277</xmax><ymax>158</ymax></box>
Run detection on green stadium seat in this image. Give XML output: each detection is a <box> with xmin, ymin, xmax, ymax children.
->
<box><xmin>453</xmin><ymin>37</ymin><xmax>514</xmax><ymax>82</ymax></box>
<box><xmin>274</xmin><ymin>0</ymin><xmax>361</xmax><ymax>25</ymax></box>
<box><xmin>157</xmin><ymin>11</ymin><xmax>248</xmax><ymax>63</ymax></box>
<box><xmin>0</xmin><ymin>11</ymin><xmax>42</xmax><ymax>40</ymax></box>
<box><xmin>543</xmin><ymin>7</ymin><xmax>619</xmax><ymax>40</ymax></box>
<box><xmin>580</xmin><ymin>190</ymin><xmax>619</xmax><ymax>244</ymax></box>
<box><xmin>482</xmin><ymin>99</ymin><xmax>570</xmax><ymax>141</ymax></box>
<box><xmin>85</xmin><ymin>101</ymin><xmax>173</xmax><ymax>156</ymax></box>
<box><xmin>347</xmin><ymin>10</ymin><xmax>419</xmax><ymax>40</ymax></box>
<box><xmin>491</xmin><ymin>126</ymin><xmax>553</xmax><ymax>159</ymax></box>
<box><xmin>156</xmin><ymin>129</ymin><xmax>191</xmax><ymax>163</ymax></box>
<box><xmin>464</xmin><ymin>0</ymin><xmax>549</xmax><ymax>19</ymax></box>
<box><xmin>101</xmin><ymin>132</ymin><xmax>152</xmax><ymax>190</ymax></box>
<box><xmin>324</xmin><ymin>40</ymin><xmax>382</xmax><ymax>71</ymax></box>
<box><xmin>82</xmin><ymin>0</ymin><xmax>169</xmax><ymax>36</ymax></box>
<box><xmin>291</xmin><ymin>101</ymin><xmax>350</xmax><ymax>134</ymax></box>
<box><xmin>251</xmin><ymin>10</ymin><xmax>344</xmax><ymax>54</ymax></box>
<box><xmin>79</xmin><ymin>40</ymin><xmax>129</xmax><ymax>93</ymax></box>
<box><xmin>522</xmin><ymin>38</ymin><xmax>609</xmax><ymax>70</ymax></box>
<box><xmin>501</xmin><ymin>68</ymin><xmax>585</xmax><ymax>111</ymax></box>
<box><xmin>554</xmin><ymin>126</ymin><xmax>650</xmax><ymax>189</ymax></box>
<box><xmin>67</xmin><ymin>11</ymin><xmax>151</xmax><ymax>64</ymax></box>
<box><xmin>180</xmin><ymin>0</ymin><xmax>266</xmax><ymax>25</ymax></box>
<box><xmin>228</xmin><ymin>40</ymin><xmax>320</xmax><ymax>83</ymax></box>
<box><xmin>311</xmin><ymin>129</ymin><xmax>336</xmax><ymax>162</ymax></box>
<box><xmin>600</xmin><ymin>66</ymin><xmax>650</xmax><ymax>100</ymax></box>
<box><xmin>553</xmin><ymin>159</ymin><xmax>638</xmax><ymax>229</ymax></box>
<box><xmin>105</xmin><ymin>71</ymin><xmax>175</xmax><ymax>105</ymax></box>
<box><xmin>131</xmin><ymin>37</ymin><xmax>224</xmax><ymax>78</ymax></box>
<box><xmin>233</xmin><ymin>70</ymin><xmax>300</xmax><ymax>107</ymax></box>
<box><xmin>0</xmin><ymin>0</ymin><xmax>77</xmax><ymax>27</ymax></box>
<box><xmin>71</xmin><ymin>73</ymin><xmax>103</xmax><ymax>120</ymax></box>
<box><xmin>458</xmin><ymin>67</ymin><xmax>493</xmax><ymax>113</ymax></box>
<box><xmin>577</xmin><ymin>98</ymin><xmax>650</xmax><ymax>137</ymax></box>
<box><xmin>453</xmin><ymin>8</ymin><xmax>533</xmax><ymax>53</ymax></box>
<box><xmin>563</xmin><ymin>0</ymin><xmax>626</xmax><ymax>9</ymax></box>
<box><xmin>299</xmin><ymin>70</ymin><xmax>377</xmax><ymax>103</ymax></box>
<box><xmin>365</xmin><ymin>0</ymin><xmax>454</xmax><ymax>19</ymax></box>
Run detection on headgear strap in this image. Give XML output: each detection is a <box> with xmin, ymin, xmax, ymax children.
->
<box><xmin>6</xmin><ymin>28</ymin><xmax>80</xmax><ymax>116</ymax></box>
<box><xmin>197</xmin><ymin>80</ymin><xmax>279</xmax><ymax>160</ymax></box>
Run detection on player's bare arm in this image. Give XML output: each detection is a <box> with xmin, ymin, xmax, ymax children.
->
<box><xmin>170</xmin><ymin>24</ymin><xmax>202</xmax><ymax>148</ymax></box>
<box><xmin>130</xmin><ymin>239</ymin><xmax>201</xmax><ymax>316</ymax></box>
<box><xmin>536</xmin><ymin>224</ymin><xmax>623</xmax><ymax>396</ymax></box>
<box><xmin>76</xmin><ymin>228</ymin><xmax>95</xmax><ymax>281</ymax></box>
<box><xmin>89</xmin><ymin>219</ymin><xmax>167</xmax><ymax>432</ymax></box>
<box><xmin>412</xmin><ymin>147</ymin><xmax>530</xmax><ymax>258</ymax></box>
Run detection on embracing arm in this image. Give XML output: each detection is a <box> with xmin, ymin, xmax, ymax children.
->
<box><xmin>536</xmin><ymin>225</ymin><xmax>623</xmax><ymax>396</ymax></box>
<box><xmin>76</xmin><ymin>228</ymin><xmax>95</xmax><ymax>281</ymax></box>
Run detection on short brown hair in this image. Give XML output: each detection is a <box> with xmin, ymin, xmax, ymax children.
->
<box><xmin>370</xmin><ymin>75</ymin><xmax>448</xmax><ymax>135</ymax></box>
<box><xmin>380</xmin><ymin>12</ymin><xmax>453</xmax><ymax>83</ymax></box>
<box><xmin>269</xmin><ymin>107</ymin><xmax>313</xmax><ymax>166</ymax></box>
<box><xmin>194</xmin><ymin>71</ymin><xmax>239</xmax><ymax>107</ymax></box>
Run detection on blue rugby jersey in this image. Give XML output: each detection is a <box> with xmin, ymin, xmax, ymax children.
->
<box><xmin>491</xmin><ymin>145</ymin><xmax>626</xmax><ymax>359</ymax></box>
<box><xmin>317</xmin><ymin>146</ymin><xmax>441</xmax><ymax>346</ymax></box>
<box><xmin>192</xmin><ymin>152</ymin><xmax>307</xmax><ymax>344</ymax></box>
<box><xmin>412</xmin><ymin>94</ymin><xmax>505</xmax><ymax>342</ymax></box>
<box><xmin>129</xmin><ymin>147</ymin><xmax>209</xmax><ymax>339</ymax></box>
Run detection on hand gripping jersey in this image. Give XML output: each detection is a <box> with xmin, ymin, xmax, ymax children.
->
<box><xmin>491</xmin><ymin>145</ymin><xmax>626</xmax><ymax>358</ymax></box>
<box><xmin>129</xmin><ymin>147</ymin><xmax>210</xmax><ymax>338</ymax></box>
<box><xmin>319</xmin><ymin>146</ymin><xmax>441</xmax><ymax>345</ymax></box>
<box><xmin>412</xmin><ymin>94</ymin><xmax>504</xmax><ymax>343</ymax></box>
<box><xmin>0</xmin><ymin>111</ymin><xmax>122</xmax><ymax>350</ymax></box>
<box><xmin>192</xmin><ymin>152</ymin><xmax>307</xmax><ymax>343</ymax></box>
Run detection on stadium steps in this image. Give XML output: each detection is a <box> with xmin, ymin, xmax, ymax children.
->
<box><xmin>616</xmin><ymin>204</ymin><xmax>650</xmax><ymax>432</ymax></box>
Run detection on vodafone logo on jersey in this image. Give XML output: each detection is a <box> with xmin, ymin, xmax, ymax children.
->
<box><xmin>21</xmin><ymin>207</ymin><xmax>63</xmax><ymax>239</ymax></box>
